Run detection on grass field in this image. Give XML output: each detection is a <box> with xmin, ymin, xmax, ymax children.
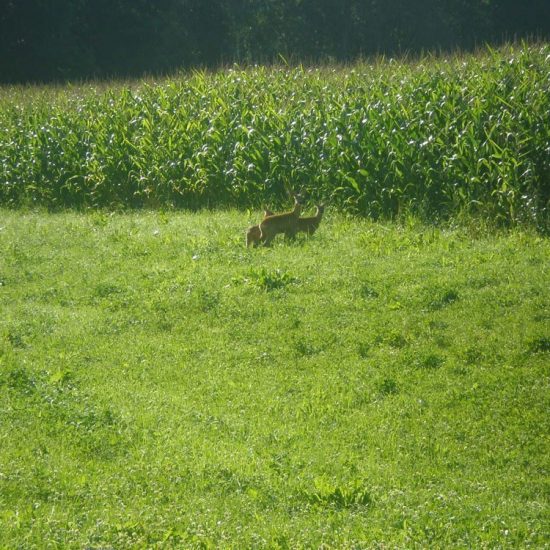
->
<box><xmin>1</xmin><ymin>209</ymin><xmax>548</xmax><ymax>547</ymax></box>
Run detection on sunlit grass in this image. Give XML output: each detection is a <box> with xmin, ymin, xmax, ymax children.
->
<box><xmin>1</xmin><ymin>210</ymin><xmax>548</xmax><ymax>547</ymax></box>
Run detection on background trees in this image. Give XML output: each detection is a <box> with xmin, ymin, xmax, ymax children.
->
<box><xmin>0</xmin><ymin>0</ymin><xmax>549</xmax><ymax>83</ymax></box>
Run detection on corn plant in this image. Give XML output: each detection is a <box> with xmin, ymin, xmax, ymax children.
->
<box><xmin>0</xmin><ymin>43</ymin><xmax>548</xmax><ymax>228</ymax></box>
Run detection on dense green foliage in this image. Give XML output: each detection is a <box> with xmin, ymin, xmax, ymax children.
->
<box><xmin>1</xmin><ymin>210</ymin><xmax>548</xmax><ymax>547</ymax></box>
<box><xmin>1</xmin><ymin>0</ymin><xmax>549</xmax><ymax>83</ymax></box>
<box><xmin>1</xmin><ymin>44</ymin><xmax>548</xmax><ymax>229</ymax></box>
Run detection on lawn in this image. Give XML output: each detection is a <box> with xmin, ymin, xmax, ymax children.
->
<box><xmin>0</xmin><ymin>209</ymin><xmax>548</xmax><ymax>547</ymax></box>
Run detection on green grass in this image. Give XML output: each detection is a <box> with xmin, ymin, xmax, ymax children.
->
<box><xmin>1</xmin><ymin>209</ymin><xmax>548</xmax><ymax>547</ymax></box>
<box><xmin>1</xmin><ymin>43</ymin><xmax>549</xmax><ymax>229</ymax></box>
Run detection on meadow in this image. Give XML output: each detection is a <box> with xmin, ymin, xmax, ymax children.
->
<box><xmin>0</xmin><ymin>43</ymin><xmax>548</xmax><ymax>230</ymax></box>
<box><xmin>0</xmin><ymin>209</ymin><xmax>549</xmax><ymax>547</ymax></box>
<box><xmin>1</xmin><ymin>42</ymin><xmax>549</xmax><ymax>547</ymax></box>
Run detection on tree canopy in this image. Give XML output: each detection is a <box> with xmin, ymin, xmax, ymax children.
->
<box><xmin>1</xmin><ymin>0</ymin><xmax>549</xmax><ymax>83</ymax></box>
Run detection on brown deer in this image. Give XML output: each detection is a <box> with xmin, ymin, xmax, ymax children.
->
<box><xmin>296</xmin><ymin>204</ymin><xmax>325</xmax><ymax>236</ymax></box>
<box><xmin>259</xmin><ymin>195</ymin><xmax>302</xmax><ymax>246</ymax></box>
<box><xmin>246</xmin><ymin>209</ymin><xmax>273</xmax><ymax>247</ymax></box>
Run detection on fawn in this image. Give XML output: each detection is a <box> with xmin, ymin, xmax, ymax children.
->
<box><xmin>246</xmin><ymin>209</ymin><xmax>273</xmax><ymax>247</ymax></box>
<box><xmin>259</xmin><ymin>196</ymin><xmax>302</xmax><ymax>246</ymax></box>
<box><xmin>296</xmin><ymin>204</ymin><xmax>325</xmax><ymax>236</ymax></box>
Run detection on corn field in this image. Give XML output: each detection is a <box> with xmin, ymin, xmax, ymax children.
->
<box><xmin>0</xmin><ymin>44</ymin><xmax>548</xmax><ymax>228</ymax></box>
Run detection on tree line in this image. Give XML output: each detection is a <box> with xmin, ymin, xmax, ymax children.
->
<box><xmin>1</xmin><ymin>0</ymin><xmax>549</xmax><ymax>83</ymax></box>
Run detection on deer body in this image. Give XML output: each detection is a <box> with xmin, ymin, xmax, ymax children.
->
<box><xmin>296</xmin><ymin>204</ymin><xmax>325</xmax><ymax>236</ymax></box>
<box><xmin>259</xmin><ymin>197</ymin><xmax>301</xmax><ymax>246</ymax></box>
<box><xmin>246</xmin><ymin>210</ymin><xmax>273</xmax><ymax>247</ymax></box>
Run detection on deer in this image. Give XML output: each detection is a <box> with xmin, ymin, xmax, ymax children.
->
<box><xmin>296</xmin><ymin>204</ymin><xmax>325</xmax><ymax>236</ymax></box>
<box><xmin>246</xmin><ymin>209</ymin><xmax>273</xmax><ymax>247</ymax></box>
<box><xmin>258</xmin><ymin>195</ymin><xmax>302</xmax><ymax>246</ymax></box>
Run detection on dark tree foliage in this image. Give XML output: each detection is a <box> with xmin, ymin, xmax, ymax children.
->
<box><xmin>0</xmin><ymin>0</ymin><xmax>548</xmax><ymax>83</ymax></box>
